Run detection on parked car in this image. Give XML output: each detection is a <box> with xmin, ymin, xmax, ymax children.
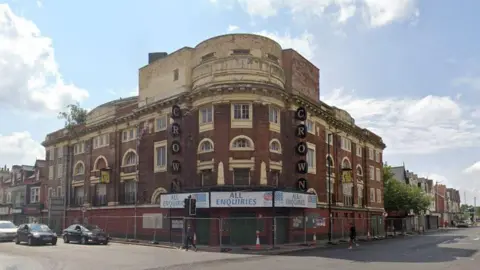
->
<box><xmin>0</xmin><ymin>221</ymin><xmax>17</xmax><ymax>242</ymax></box>
<box><xmin>63</xmin><ymin>224</ymin><xmax>109</xmax><ymax>245</ymax></box>
<box><xmin>456</xmin><ymin>221</ymin><xmax>470</xmax><ymax>228</ymax></box>
<box><xmin>15</xmin><ymin>223</ymin><xmax>57</xmax><ymax>246</ymax></box>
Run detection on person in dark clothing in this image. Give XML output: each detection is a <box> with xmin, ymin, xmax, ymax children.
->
<box><xmin>348</xmin><ymin>222</ymin><xmax>359</xmax><ymax>249</ymax></box>
<box><xmin>185</xmin><ymin>224</ymin><xmax>197</xmax><ymax>251</ymax></box>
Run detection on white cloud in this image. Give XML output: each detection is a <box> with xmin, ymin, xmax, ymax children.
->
<box><xmin>472</xmin><ymin>109</ymin><xmax>480</xmax><ymax>119</ymax></box>
<box><xmin>255</xmin><ymin>30</ymin><xmax>316</xmax><ymax>60</ymax></box>
<box><xmin>36</xmin><ymin>1</ymin><xmax>43</xmax><ymax>8</ymax></box>
<box><xmin>322</xmin><ymin>88</ymin><xmax>480</xmax><ymax>154</ymax></box>
<box><xmin>0</xmin><ymin>4</ymin><xmax>88</xmax><ymax>113</ymax></box>
<box><xmin>227</xmin><ymin>25</ymin><xmax>240</xmax><ymax>32</ymax></box>
<box><xmin>463</xmin><ymin>161</ymin><xmax>480</xmax><ymax>174</ymax></box>
<box><xmin>215</xmin><ymin>0</ymin><xmax>419</xmax><ymax>27</ymax></box>
<box><xmin>0</xmin><ymin>131</ymin><xmax>44</xmax><ymax>166</ymax></box>
<box><xmin>452</xmin><ymin>75</ymin><xmax>480</xmax><ymax>91</ymax></box>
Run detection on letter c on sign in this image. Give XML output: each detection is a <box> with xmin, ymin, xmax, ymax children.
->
<box><xmin>295</xmin><ymin>107</ymin><xmax>307</xmax><ymax>121</ymax></box>
<box><xmin>171</xmin><ymin>105</ymin><xmax>182</xmax><ymax>119</ymax></box>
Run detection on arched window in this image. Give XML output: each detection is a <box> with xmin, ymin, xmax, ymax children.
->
<box><xmin>198</xmin><ymin>139</ymin><xmax>214</xmax><ymax>153</ymax></box>
<box><xmin>356</xmin><ymin>165</ymin><xmax>363</xmax><ymax>183</ymax></box>
<box><xmin>356</xmin><ymin>165</ymin><xmax>363</xmax><ymax>176</ymax></box>
<box><xmin>123</xmin><ymin>151</ymin><xmax>137</xmax><ymax>166</ymax></box>
<box><xmin>74</xmin><ymin>162</ymin><xmax>85</xmax><ymax>176</ymax></box>
<box><xmin>233</xmin><ymin>138</ymin><xmax>250</xmax><ymax>148</ymax></box>
<box><xmin>341</xmin><ymin>158</ymin><xmax>351</xmax><ymax>169</ymax></box>
<box><xmin>326</xmin><ymin>155</ymin><xmax>334</xmax><ymax>167</ymax></box>
<box><xmin>93</xmin><ymin>155</ymin><xmax>109</xmax><ymax>171</ymax></box>
<box><xmin>269</xmin><ymin>139</ymin><xmax>282</xmax><ymax>154</ymax></box>
<box><xmin>230</xmin><ymin>135</ymin><xmax>254</xmax><ymax>150</ymax></box>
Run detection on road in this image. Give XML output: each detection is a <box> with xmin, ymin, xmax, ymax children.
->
<box><xmin>0</xmin><ymin>228</ymin><xmax>479</xmax><ymax>270</ymax></box>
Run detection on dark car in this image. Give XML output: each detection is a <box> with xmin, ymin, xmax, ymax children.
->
<box><xmin>15</xmin><ymin>223</ymin><xmax>57</xmax><ymax>246</ymax></box>
<box><xmin>63</xmin><ymin>224</ymin><xmax>109</xmax><ymax>245</ymax></box>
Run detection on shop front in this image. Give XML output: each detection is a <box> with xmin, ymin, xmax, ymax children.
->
<box><xmin>10</xmin><ymin>208</ymin><xmax>24</xmax><ymax>225</ymax></box>
<box><xmin>159</xmin><ymin>192</ymin><xmax>210</xmax><ymax>244</ymax></box>
<box><xmin>23</xmin><ymin>204</ymin><xmax>44</xmax><ymax>223</ymax></box>
<box><xmin>159</xmin><ymin>190</ymin><xmax>317</xmax><ymax>246</ymax></box>
<box><xmin>0</xmin><ymin>206</ymin><xmax>10</xmax><ymax>221</ymax></box>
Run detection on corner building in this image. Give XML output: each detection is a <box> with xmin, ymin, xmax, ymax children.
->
<box><xmin>42</xmin><ymin>34</ymin><xmax>386</xmax><ymax>246</ymax></box>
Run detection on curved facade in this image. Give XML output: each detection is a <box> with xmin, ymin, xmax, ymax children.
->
<box><xmin>191</xmin><ymin>34</ymin><xmax>285</xmax><ymax>91</ymax></box>
<box><xmin>43</xmin><ymin>34</ymin><xmax>386</xmax><ymax>246</ymax></box>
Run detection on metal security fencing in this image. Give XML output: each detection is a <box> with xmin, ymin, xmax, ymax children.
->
<box><xmin>61</xmin><ymin>215</ymin><xmax>412</xmax><ymax>249</ymax></box>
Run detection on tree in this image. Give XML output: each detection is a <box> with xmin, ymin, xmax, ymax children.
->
<box><xmin>58</xmin><ymin>102</ymin><xmax>88</xmax><ymax>130</ymax></box>
<box><xmin>383</xmin><ymin>165</ymin><xmax>432</xmax><ymax>214</ymax></box>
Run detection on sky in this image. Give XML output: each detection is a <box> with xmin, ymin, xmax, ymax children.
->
<box><xmin>0</xmin><ymin>0</ymin><xmax>479</xmax><ymax>205</ymax></box>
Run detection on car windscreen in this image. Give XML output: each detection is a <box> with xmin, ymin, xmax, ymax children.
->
<box><xmin>0</xmin><ymin>222</ymin><xmax>16</xmax><ymax>229</ymax></box>
<box><xmin>83</xmin><ymin>225</ymin><xmax>101</xmax><ymax>231</ymax></box>
<box><xmin>30</xmin><ymin>224</ymin><xmax>51</xmax><ymax>232</ymax></box>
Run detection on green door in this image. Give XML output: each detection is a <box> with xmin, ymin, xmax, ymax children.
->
<box><xmin>195</xmin><ymin>214</ymin><xmax>210</xmax><ymax>245</ymax></box>
<box><xmin>275</xmin><ymin>217</ymin><xmax>288</xmax><ymax>244</ymax></box>
<box><xmin>230</xmin><ymin>212</ymin><xmax>256</xmax><ymax>246</ymax></box>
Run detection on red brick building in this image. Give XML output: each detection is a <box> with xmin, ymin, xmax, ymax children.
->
<box><xmin>42</xmin><ymin>34</ymin><xmax>386</xmax><ymax>245</ymax></box>
<box><xmin>435</xmin><ymin>184</ymin><xmax>447</xmax><ymax>225</ymax></box>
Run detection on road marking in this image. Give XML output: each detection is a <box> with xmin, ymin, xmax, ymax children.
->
<box><xmin>473</xmin><ymin>237</ymin><xmax>479</xmax><ymax>241</ymax></box>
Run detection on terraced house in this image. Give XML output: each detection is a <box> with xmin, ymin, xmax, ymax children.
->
<box><xmin>42</xmin><ymin>34</ymin><xmax>386</xmax><ymax>246</ymax></box>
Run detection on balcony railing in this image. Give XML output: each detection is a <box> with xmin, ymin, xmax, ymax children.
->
<box><xmin>121</xmin><ymin>166</ymin><xmax>137</xmax><ymax>174</ymax></box>
<box><xmin>93</xmin><ymin>195</ymin><xmax>107</xmax><ymax>206</ymax></box>
<box><xmin>70</xmin><ymin>196</ymin><xmax>84</xmax><ymax>207</ymax></box>
<box><xmin>123</xmin><ymin>192</ymin><xmax>136</xmax><ymax>205</ymax></box>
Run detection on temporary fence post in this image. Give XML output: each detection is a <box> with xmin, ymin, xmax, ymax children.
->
<box><xmin>125</xmin><ymin>219</ymin><xmax>129</xmax><ymax>240</ymax></box>
<box><xmin>152</xmin><ymin>216</ymin><xmax>157</xmax><ymax>244</ymax></box>
<box><xmin>303</xmin><ymin>215</ymin><xmax>307</xmax><ymax>245</ymax></box>
<box><xmin>104</xmin><ymin>216</ymin><xmax>109</xmax><ymax>235</ymax></box>
<box><xmin>219</xmin><ymin>218</ymin><xmax>223</xmax><ymax>251</ymax></box>
<box><xmin>182</xmin><ymin>216</ymin><xmax>186</xmax><ymax>249</ymax></box>
<box><xmin>273</xmin><ymin>216</ymin><xmax>277</xmax><ymax>248</ymax></box>
<box><xmin>341</xmin><ymin>218</ymin><xmax>344</xmax><ymax>241</ymax></box>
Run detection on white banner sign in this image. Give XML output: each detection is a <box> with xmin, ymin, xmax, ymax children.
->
<box><xmin>210</xmin><ymin>192</ymin><xmax>273</xmax><ymax>208</ymax></box>
<box><xmin>275</xmin><ymin>192</ymin><xmax>317</xmax><ymax>209</ymax></box>
<box><xmin>160</xmin><ymin>193</ymin><xmax>209</xmax><ymax>209</ymax></box>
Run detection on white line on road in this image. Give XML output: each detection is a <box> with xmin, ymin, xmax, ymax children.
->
<box><xmin>473</xmin><ymin>237</ymin><xmax>479</xmax><ymax>241</ymax></box>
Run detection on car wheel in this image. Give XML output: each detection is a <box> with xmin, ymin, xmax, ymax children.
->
<box><xmin>81</xmin><ymin>237</ymin><xmax>87</xmax><ymax>245</ymax></box>
<box><xmin>102</xmin><ymin>240</ymin><xmax>108</xmax><ymax>245</ymax></box>
<box><xmin>15</xmin><ymin>237</ymin><xmax>20</xmax><ymax>245</ymax></box>
<box><xmin>27</xmin><ymin>237</ymin><xmax>33</xmax><ymax>246</ymax></box>
<box><xmin>52</xmin><ymin>240</ymin><xmax>57</xmax><ymax>246</ymax></box>
<box><xmin>63</xmin><ymin>235</ymin><xmax>69</xmax><ymax>243</ymax></box>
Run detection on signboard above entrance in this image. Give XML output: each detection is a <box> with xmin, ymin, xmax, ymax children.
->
<box><xmin>210</xmin><ymin>191</ymin><xmax>317</xmax><ymax>209</ymax></box>
<box><xmin>160</xmin><ymin>193</ymin><xmax>209</xmax><ymax>209</ymax></box>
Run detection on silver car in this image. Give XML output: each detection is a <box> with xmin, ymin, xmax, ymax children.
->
<box><xmin>0</xmin><ymin>221</ymin><xmax>17</xmax><ymax>241</ymax></box>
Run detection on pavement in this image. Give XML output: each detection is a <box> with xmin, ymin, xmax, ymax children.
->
<box><xmin>0</xmin><ymin>227</ymin><xmax>478</xmax><ymax>270</ymax></box>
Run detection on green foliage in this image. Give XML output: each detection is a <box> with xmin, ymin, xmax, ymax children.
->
<box><xmin>383</xmin><ymin>165</ymin><xmax>432</xmax><ymax>214</ymax></box>
<box><xmin>58</xmin><ymin>102</ymin><xmax>87</xmax><ymax>130</ymax></box>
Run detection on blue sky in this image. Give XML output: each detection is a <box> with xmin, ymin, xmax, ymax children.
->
<box><xmin>1</xmin><ymin>0</ymin><xmax>479</xmax><ymax>204</ymax></box>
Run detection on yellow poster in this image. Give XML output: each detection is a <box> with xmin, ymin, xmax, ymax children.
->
<box><xmin>342</xmin><ymin>171</ymin><xmax>352</xmax><ymax>183</ymax></box>
<box><xmin>100</xmin><ymin>170</ymin><xmax>110</xmax><ymax>184</ymax></box>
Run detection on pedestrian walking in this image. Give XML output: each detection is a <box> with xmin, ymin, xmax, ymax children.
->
<box><xmin>185</xmin><ymin>224</ymin><xmax>197</xmax><ymax>251</ymax></box>
<box><xmin>348</xmin><ymin>222</ymin><xmax>359</xmax><ymax>249</ymax></box>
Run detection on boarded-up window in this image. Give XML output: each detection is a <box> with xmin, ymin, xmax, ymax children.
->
<box><xmin>142</xmin><ymin>213</ymin><xmax>163</xmax><ymax>229</ymax></box>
